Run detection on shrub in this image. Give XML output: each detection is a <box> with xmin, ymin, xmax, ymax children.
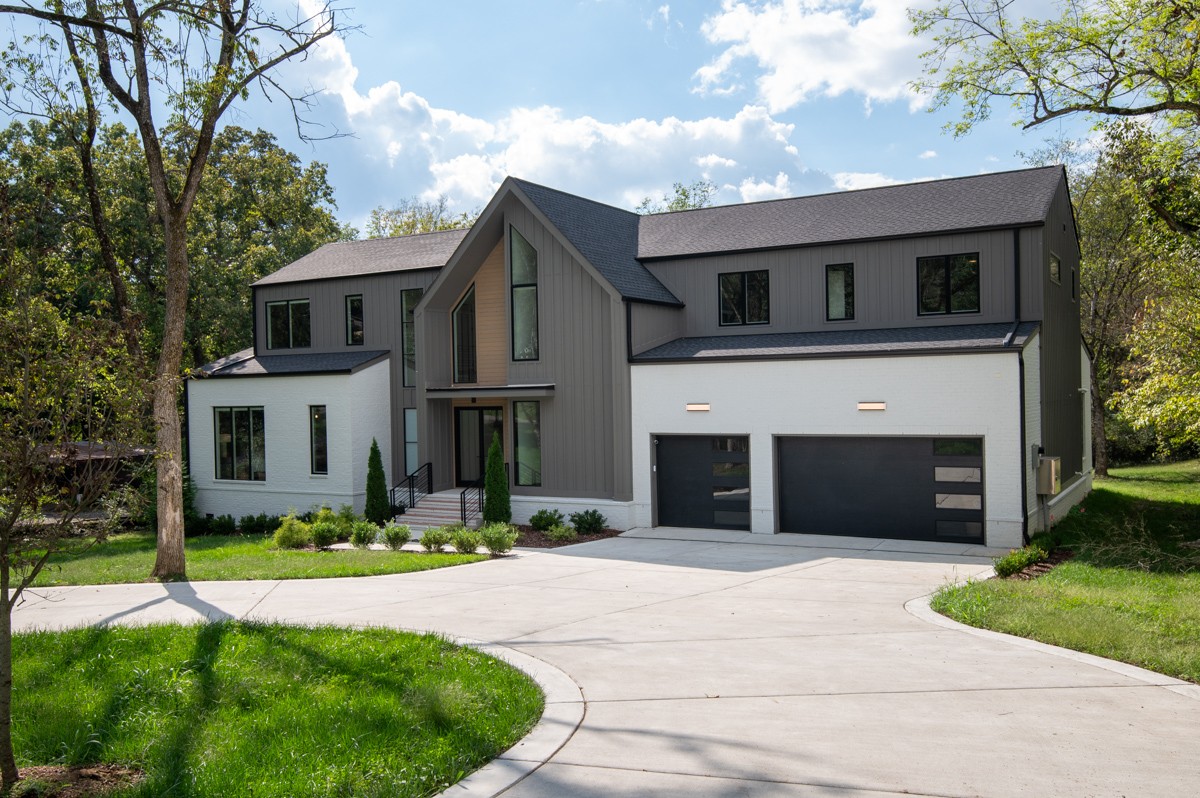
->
<box><xmin>545</xmin><ymin>524</ymin><xmax>577</xmax><ymax>542</ymax></box>
<box><xmin>568</xmin><ymin>509</ymin><xmax>607</xmax><ymax>535</ymax></box>
<box><xmin>365</xmin><ymin>438</ymin><xmax>391</xmax><ymax>525</ymax></box>
<box><xmin>449</xmin><ymin>527</ymin><xmax>483</xmax><ymax>554</ymax></box>
<box><xmin>311</xmin><ymin>506</ymin><xmax>355</xmax><ymax>541</ymax></box>
<box><xmin>993</xmin><ymin>544</ymin><xmax>1049</xmax><ymax>578</ymax></box>
<box><xmin>420</xmin><ymin>526</ymin><xmax>452</xmax><ymax>553</ymax></box>
<box><xmin>350</xmin><ymin>520</ymin><xmax>380</xmax><ymax>549</ymax></box>
<box><xmin>480</xmin><ymin>523</ymin><xmax>518</xmax><ymax>556</ymax></box>
<box><xmin>185</xmin><ymin>515</ymin><xmax>211</xmax><ymax>537</ymax></box>
<box><xmin>210</xmin><ymin>514</ymin><xmax>237</xmax><ymax>535</ymax></box>
<box><xmin>482</xmin><ymin>431</ymin><xmax>511</xmax><ymax>524</ymax></box>
<box><xmin>273</xmin><ymin>515</ymin><xmax>312</xmax><ymax>549</ymax></box>
<box><xmin>311</xmin><ymin>520</ymin><xmax>340</xmax><ymax>550</ymax></box>
<box><xmin>529</xmin><ymin>508</ymin><xmax>565</xmax><ymax>532</ymax></box>
<box><xmin>382</xmin><ymin>522</ymin><xmax>411</xmax><ymax>550</ymax></box>
<box><xmin>239</xmin><ymin>512</ymin><xmax>280</xmax><ymax>536</ymax></box>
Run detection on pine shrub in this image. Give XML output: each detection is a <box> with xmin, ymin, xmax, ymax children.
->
<box><xmin>365</xmin><ymin>438</ymin><xmax>391</xmax><ymax>525</ymax></box>
<box><xmin>482</xmin><ymin>432</ymin><xmax>511</xmax><ymax>524</ymax></box>
<box><xmin>529</xmin><ymin>508</ymin><xmax>564</xmax><ymax>531</ymax></box>
<box><xmin>568</xmin><ymin>509</ymin><xmax>607</xmax><ymax>535</ymax></box>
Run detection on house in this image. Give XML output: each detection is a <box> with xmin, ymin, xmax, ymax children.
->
<box><xmin>187</xmin><ymin>165</ymin><xmax>1091</xmax><ymax>548</ymax></box>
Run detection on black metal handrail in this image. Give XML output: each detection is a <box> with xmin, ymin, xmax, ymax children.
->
<box><xmin>391</xmin><ymin>462</ymin><xmax>432</xmax><ymax>513</ymax></box>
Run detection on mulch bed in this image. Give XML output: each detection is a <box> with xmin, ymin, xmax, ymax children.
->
<box><xmin>1010</xmin><ymin>548</ymin><xmax>1075</xmax><ymax>580</ymax></box>
<box><xmin>513</xmin><ymin>525</ymin><xmax>623</xmax><ymax>549</ymax></box>
<box><xmin>15</xmin><ymin>765</ymin><xmax>143</xmax><ymax>797</ymax></box>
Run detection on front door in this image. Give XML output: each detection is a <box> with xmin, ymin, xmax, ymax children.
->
<box><xmin>455</xmin><ymin>407</ymin><xmax>503</xmax><ymax>486</ymax></box>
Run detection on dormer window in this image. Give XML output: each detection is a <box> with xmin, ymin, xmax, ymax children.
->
<box><xmin>917</xmin><ymin>253</ymin><xmax>979</xmax><ymax>315</ymax></box>
<box><xmin>266</xmin><ymin>299</ymin><xmax>310</xmax><ymax>349</ymax></box>
<box><xmin>510</xmin><ymin>226</ymin><xmax>539</xmax><ymax>361</ymax></box>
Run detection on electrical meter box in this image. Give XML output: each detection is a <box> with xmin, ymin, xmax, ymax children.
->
<box><xmin>1036</xmin><ymin>456</ymin><xmax>1061</xmax><ymax>496</ymax></box>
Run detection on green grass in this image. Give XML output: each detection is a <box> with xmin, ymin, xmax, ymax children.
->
<box><xmin>13</xmin><ymin>622</ymin><xmax>544</xmax><ymax>797</ymax></box>
<box><xmin>28</xmin><ymin>533</ymin><xmax>487</xmax><ymax>587</ymax></box>
<box><xmin>932</xmin><ymin>460</ymin><xmax>1200</xmax><ymax>683</ymax></box>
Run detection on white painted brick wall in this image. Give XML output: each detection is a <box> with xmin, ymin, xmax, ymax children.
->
<box><xmin>631</xmin><ymin>351</ymin><xmax>1026</xmax><ymax>548</ymax></box>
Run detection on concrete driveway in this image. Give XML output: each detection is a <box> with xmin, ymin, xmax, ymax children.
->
<box><xmin>13</xmin><ymin>529</ymin><xmax>1200</xmax><ymax>797</ymax></box>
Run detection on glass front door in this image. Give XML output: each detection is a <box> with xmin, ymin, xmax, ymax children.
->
<box><xmin>455</xmin><ymin>407</ymin><xmax>503</xmax><ymax>486</ymax></box>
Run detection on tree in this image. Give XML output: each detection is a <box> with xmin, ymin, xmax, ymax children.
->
<box><xmin>482</xmin><ymin>432</ymin><xmax>510</xmax><ymax>524</ymax></box>
<box><xmin>0</xmin><ymin>1</ymin><xmax>346</xmax><ymax>579</ymax></box>
<box><xmin>365</xmin><ymin>196</ymin><xmax>477</xmax><ymax>238</ymax></box>
<box><xmin>636</xmin><ymin>179</ymin><xmax>717</xmax><ymax>214</ymax></box>
<box><xmin>910</xmin><ymin>0</ymin><xmax>1200</xmax><ymax>234</ymax></box>
<box><xmin>364</xmin><ymin>438</ymin><xmax>390</xmax><ymax>526</ymax></box>
<box><xmin>0</xmin><ymin>288</ymin><xmax>147</xmax><ymax>789</ymax></box>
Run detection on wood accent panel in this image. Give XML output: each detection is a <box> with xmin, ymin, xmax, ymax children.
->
<box><xmin>452</xmin><ymin>239</ymin><xmax>508</xmax><ymax>386</ymax></box>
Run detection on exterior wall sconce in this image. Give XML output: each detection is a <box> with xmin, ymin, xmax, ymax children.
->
<box><xmin>857</xmin><ymin>401</ymin><xmax>886</xmax><ymax>411</ymax></box>
<box><xmin>685</xmin><ymin>403</ymin><xmax>711</xmax><ymax>412</ymax></box>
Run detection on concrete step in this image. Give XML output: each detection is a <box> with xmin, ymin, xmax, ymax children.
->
<box><xmin>390</xmin><ymin>490</ymin><xmax>481</xmax><ymax>532</ymax></box>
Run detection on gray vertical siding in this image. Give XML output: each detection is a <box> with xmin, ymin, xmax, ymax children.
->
<box><xmin>629</xmin><ymin>301</ymin><xmax>687</xmax><ymax>356</ymax></box>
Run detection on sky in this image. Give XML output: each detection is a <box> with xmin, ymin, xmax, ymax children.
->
<box><xmin>16</xmin><ymin>0</ymin><xmax>1087</xmax><ymax>230</ymax></box>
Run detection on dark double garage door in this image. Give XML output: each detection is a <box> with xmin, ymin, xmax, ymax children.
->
<box><xmin>656</xmin><ymin>435</ymin><xmax>985</xmax><ymax>543</ymax></box>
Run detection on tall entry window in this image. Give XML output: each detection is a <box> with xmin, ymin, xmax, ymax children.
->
<box><xmin>214</xmin><ymin>407</ymin><xmax>265</xmax><ymax>481</ymax></box>
<box><xmin>266</xmin><ymin>299</ymin><xmax>310</xmax><ymax>349</ymax></box>
<box><xmin>453</xmin><ymin>286</ymin><xmax>477</xmax><ymax>384</ymax></box>
<box><xmin>510</xmin><ymin>226</ymin><xmax>539</xmax><ymax>361</ymax></box>
<box><xmin>917</xmin><ymin>253</ymin><xmax>979</xmax><ymax>315</ymax></box>
<box><xmin>513</xmin><ymin>401</ymin><xmax>541</xmax><ymax>486</ymax></box>
<box><xmin>719</xmin><ymin>270</ymin><xmax>769</xmax><ymax>326</ymax></box>
<box><xmin>345</xmin><ymin>295</ymin><xmax>364</xmax><ymax>345</ymax></box>
<box><xmin>826</xmin><ymin>263</ymin><xmax>855</xmax><ymax>321</ymax></box>
<box><xmin>309</xmin><ymin>405</ymin><xmax>328</xmax><ymax>475</ymax></box>
<box><xmin>401</xmin><ymin>288</ymin><xmax>423</xmax><ymax>387</ymax></box>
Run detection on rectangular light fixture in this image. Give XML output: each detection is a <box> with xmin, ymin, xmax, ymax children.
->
<box><xmin>685</xmin><ymin>403</ymin><xmax>710</xmax><ymax>412</ymax></box>
<box><xmin>857</xmin><ymin>401</ymin><xmax>886</xmax><ymax>411</ymax></box>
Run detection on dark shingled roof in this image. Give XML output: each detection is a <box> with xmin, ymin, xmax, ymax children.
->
<box><xmin>253</xmin><ymin>229</ymin><xmax>468</xmax><ymax>286</ymax></box>
<box><xmin>633</xmin><ymin>322</ymin><xmax>1040</xmax><ymax>361</ymax></box>
<box><xmin>195</xmin><ymin>348</ymin><xmax>389</xmax><ymax>377</ymax></box>
<box><xmin>512</xmin><ymin>179</ymin><xmax>681</xmax><ymax>305</ymax></box>
<box><xmin>637</xmin><ymin>167</ymin><xmax>1064</xmax><ymax>259</ymax></box>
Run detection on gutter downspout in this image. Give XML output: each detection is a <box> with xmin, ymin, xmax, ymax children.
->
<box><xmin>1011</xmin><ymin>227</ymin><xmax>1031</xmax><ymax>545</ymax></box>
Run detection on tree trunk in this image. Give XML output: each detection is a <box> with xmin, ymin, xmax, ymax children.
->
<box><xmin>150</xmin><ymin>214</ymin><xmax>189</xmax><ymax>580</ymax></box>
<box><xmin>0</xmin><ymin>557</ymin><xmax>19</xmax><ymax>790</ymax></box>
<box><xmin>1091</xmin><ymin>368</ymin><xmax>1109</xmax><ymax>477</ymax></box>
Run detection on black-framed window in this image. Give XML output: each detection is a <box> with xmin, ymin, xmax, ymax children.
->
<box><xmin>917</xmin><ymin>253</ymin><xmax>979</xmax><ymax>315</ymax></box>
<box><xmin>826</xmin><ymin>263</ymin><xmax>854</xmax><ymax>321</ymax></box>
<box><xmin>266</xmin><ymin>299</ymin><xmax>311</xmax><ymax>349</ymax></box>
<box><xmin>214</xmin><ymin>407</ymin><xmax>265</xmax><ymax>481</ymax></box>
<box><xmin>345</xmin><ymin>295</ymin><xmax>363</xmax><ymax>346</ymax></box>
<box><xmin>401</xmin><ymin>288</ymin><xmax>423</xmax><ymax>387</ymax></box>
<box><xmin>404</xmin><ymin>408</ymin><xmax>418</xmax><ymax>475</ymax></box>
<box><xmin>1049</xmin><ymin>253</ymin><xmax>1062</xmax><ymax>285</ymax></box>
<box><xmin>719</xmin><ymin>270</ymin><xmax>769</xmax><ymax>326</ymax></box>
<box><xmin>310</xmin><ymin>405</ymin><xmax>328</xmax><ymax>475</ymax></box>
<box><xmin>510</xmin><ymin>226</ymin><xmax>539</xmax><ymax>361</ymax></box>
<box><xmin>1071</xmin><ymin>268</ymin><xmax>1077</xmax><ymax>301</ymax></box>
<box><xmin>513</xmin><ymin>401</ymin><xmax>541</xmax><ymax>486</ymax></box>
<box><xmin>453</xmin><ymin>285</ymin><xmax>477</xmax><ymax>384</ymax></box>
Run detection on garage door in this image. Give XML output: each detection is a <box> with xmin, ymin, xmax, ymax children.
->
<box><xmin>776</xmin><ymin>436</ymin><xmax>984</xmax><ymax>543</ymax></box>
<box><xmin>655</xmin><ymin>435</ymin><xmax>750</xmax><ymax>531</ymax></box>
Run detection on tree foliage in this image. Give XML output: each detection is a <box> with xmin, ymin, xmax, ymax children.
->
<box><xmin>635</xmin><ymin>179</ymin><xmax>718</xmax><ymax>214</ymax></box>
<box><xmin>365</xmin><ymin>196</ymin><xmax>477</xmax><ymax>238</ymax></box>
<box><xmin>364</xmin><ymin>438</ymin><xmax>390</xmax><ymax>526</ymax></box>
<box><xmin>482</xmin><ymin>432</ymin><xmax>510</xmax><ymax>524</ymax></box>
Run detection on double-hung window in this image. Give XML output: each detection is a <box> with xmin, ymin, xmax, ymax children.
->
<box><xmin>917</xmin><ymin>253</ymin><xmax>980</xmax><ymax>315</ymax></box>
<box><xmin>826</xmin><ymin>263</ymin><xmax>854</xmax><ymax>321</ymax></box>
<box><xmin>345</xmin><ymin>295</ymin><xmax>364</xmax><ymax>346</ymax></box>
<box><xmin>510</xmin><ymin>226</ymin><xmax>539</xmax><ymax>361</ymax></box>
<box><xmin>266</xmin><ymin>299</ymin><xmax>311</xmax><ymax>349</ymax></box>
<box><xmin>214</xmin><ymin>407</ymin><xmax>265</xmax><ymax>481</ymax></box>
<box><xmin>719</xmin><ymin>270</ymin><xmax>769</xmax><ymax>326</ymax></box>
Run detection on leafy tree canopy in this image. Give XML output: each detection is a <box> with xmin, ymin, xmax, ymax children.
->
<box><xmin>365</xmin><ymin>196</ymin><xmax>478</xmax><ymax>238</ymax></box>
<box><xmin>635</xmin><ymin>179</ymin><xmax>718</xmax><ymax>214</ymax></box>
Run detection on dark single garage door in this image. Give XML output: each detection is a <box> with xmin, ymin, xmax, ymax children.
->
<box><xmin>776</xmin><ymin>436</ymin><xmax>984</xmax><ymax>543</ymax></box>
<box><xmin>655</xmin><ymin>435</ymin><xmax>750</xmax><ymax>531</ymax></box>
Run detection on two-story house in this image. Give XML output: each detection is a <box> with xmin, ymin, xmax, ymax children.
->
<box><xmin>187</xmin><ymin>165</ymin><xmax>1091</xmax><ymax>549</ymax></box>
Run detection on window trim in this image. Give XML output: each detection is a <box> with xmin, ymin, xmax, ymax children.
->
<box><xmin>265</xmin><ymin>298</ymin><xmax>311</xmax><ymax>350</ymax></box>
<box><xmin>916</xmin><ymin>252</ymin><xmax>980</xmax><ymax>316</ymax></box>
<box><xmin>718</xmin><ymin>269</ymin><xmax>770</xmax><ymax>327</ymax></box>
<box><xmin>509</xmin><ymin>226</ymin><xmax>540</xmax><ymax>362</ymax></box>
<box><xmin>825</xmin><ymin>263</ymin><xmax>855</xmax><ymax>322</ymax></box>
<box><xmin>453</xmin><ymin>285</ymin><xmax>477</xmax><ymax>384</ymax></box>
<box><xmin>345</xmin><ymin>294</ymin><xmax>364</xmax><ymax>346</ymax></box>
<box><xmin>309</xmin><ymin>405</ymin><xmax>328</xmax><ymax>475</ymax></box>
<box><xmin>401</xmin><ymin>288</ymin><xmax>423</xmax><ymax>387</ymax></box>
<box><xmin>213</xmin><ymin>406</ymin><xmax>266</xmax><ymax>481</ymax></box>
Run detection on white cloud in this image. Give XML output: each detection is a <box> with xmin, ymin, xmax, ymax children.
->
<box><xmin>832</xmin><ymin>171</ymin><xmax>942</xmax><ymax>191</ymax></box>
<box><xmin>695</xmin><ymin>1</ymin><xmax>930</xmax><ymax>113</ymax></box>
<box><xmin>738</xmin><ymin>172</ymin><xmax>792</xmax><ymax>202</ymax></box>
<box><xmin>919</xmin><ymin>149</ymin><xmax>938</xmax><ymax>159</ymax></box>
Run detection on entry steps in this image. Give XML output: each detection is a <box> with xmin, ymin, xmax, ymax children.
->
<box><xmin>392</xmin><ymin>489</ymin><xmax>479</xmax><ymax>533</ymax></box>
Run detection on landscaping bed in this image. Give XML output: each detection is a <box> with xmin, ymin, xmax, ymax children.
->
<box><xmin>513</xmin><ymin>525</ymin><xmax>623</xmax><ymax>548</ymax></box>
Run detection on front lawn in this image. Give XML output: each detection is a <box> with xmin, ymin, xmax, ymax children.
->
<box><xmin>14</xmin><ymin>622</ymin><xmax>544</xmax><ymax>797</ymax></box>
<box><xmin>29</xmin><ymin>533</ymin><xmax>486</xmax><ymax>587</ymax></box>
<box><xmin>932</xmin><ymin>460</ymin><xmax>1200</xmax><ymax>683</ymax></box>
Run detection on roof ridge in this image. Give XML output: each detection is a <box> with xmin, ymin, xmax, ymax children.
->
<box><xmin>510</xmin><ymin>176</ymin><xmax>640</xmax><ymax>220</ymax></box>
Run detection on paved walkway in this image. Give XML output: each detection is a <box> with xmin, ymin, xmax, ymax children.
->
<box><xmin>14</xmin><ymin>529</ymin><xmax>1200</xmax><ymax>797</ymax></box>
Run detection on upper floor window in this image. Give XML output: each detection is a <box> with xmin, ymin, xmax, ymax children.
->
<box><xmin>266</xmin><ymin>299</ymin><xmax>310</xmax><ymax>349</ymax></box>
<box><xmin>345</xmin><ymin>295</ymin><xmax>364</xmax><ymax>346</ymax></box>
<box><xmin>214</xmin><ymin>406</ymin><xmax>265</xmax><ymax>481</ymax></box>
<box><xmin>401</xmin><ymin>288</ymin><xmax>423</xmax><ymax>387</ymax></box>
<box><xmin>719</xmin><ymin>270</ymin><xmax>769</xmax><ymax>326</ymax></box>
<box><xmin>510</xmin><ymin>226</ymin><xmax>539</xmax><ymax>360</ymax></box>
<box><xmin>1049</xmin><ymin>253</ymin><xmax>1062</xmax><ymax>285</ymax></box>
<box><xmin>917</xmin><ymin>253</ymin><xmax>979</xmax><ymax>315</ymax></box>
<box><xmin>826</xmin><ymin>263</ymin><xmax>855</xmax><ymax>321</ymax></box>
<box><xmin>453</xmin><ymin>285</ymin><xmax>477</xmax><ymax>384</ymax></box>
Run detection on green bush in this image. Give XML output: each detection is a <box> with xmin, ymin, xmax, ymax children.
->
<box><xmin>238</xmin><ymin>513</ymin><xmax>282</xmax><ymax>536</ymax></box>
<box><xmin>420</xmin><ymin>526</ymin><xmax>452</xmax><ymax>553</ymax></box>
<box><xmin>382</xmin><ymin>522</ymin><xmax>411</xmax><ymax>550</ymax></box>
<box><xmin>311</xmin><ymin>506</ymin><xmax>356</xmax><ymax>541</ymax></box>
<box><xmin>365</xmin><ymin>437</ymin><xmax>391</xmax><ymax>525</ymax></box>
<box><xmin>529</xmin><ymin>508</ymin><xmax>565</xmax><ymax>531</ymax></box>
<box><xmin>185</xmin><ymin>515</ymin><xmax>212</xmax><ymax>536</ymax></box>
<box><xmin>480</xmin><ymin>523</ymin><xmax>518</xmax><ymax>556</ymax></box>
<box><xmin>210</xmin><ymin>514</ymin><xmax>237</xmax><ymax>535</ymax></box>
<box><xmin>273</xmin><ymin>515</ymin><xmax>312</xmax><ymax>549</ymax></box>
<box><xmin>545</xmin><ymin>524</ymin><xmax>577</xmax><ymax>542</ymax></box>
<box><xmin>311</xmin><ymin>520</ymin><xmax>340</xmax><ymax>550</ymax></box>
<box><xmin>483</xmin><ymin>432</ymin><xmax>511</xmax><ymax>524</ymax></box>
<box><xmin>350</xmin><ymin>520</ymin><xmax>380</xmax><ymax>549</ymax></box>
<box><xmin>450</xmin><ymin>527</ymin><xmax>484</xmax><ymax>554</ymax></box>
<box><xmin>568</xmin><ymin>509</ymin><xmax>607</xmax><ymax>535</ymax></box>
<box><xmin>993</xmin><ymin>544</ymin><xmax>1049</xmax><ymax>578</ymax></box>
